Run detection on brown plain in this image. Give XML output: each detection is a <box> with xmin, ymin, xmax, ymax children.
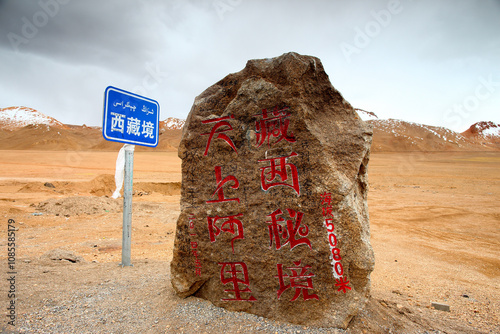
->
<box><xmin>0</xmin><ymin>149</ymin><xmax>498</xmax><ymax>333</ymax></box>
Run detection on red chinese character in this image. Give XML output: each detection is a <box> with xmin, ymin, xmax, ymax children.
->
<box><xmin>218</xmin><ymin>262</ymin><xmax>257</xmax><ymax>301</ymax></box>
<box><xmin>206</xmin><ymin>166</ymin><xmax>240</xmax><ymax>204</ymax></box>
<box><xmin>266</xmin><ymin>208</ymin><xmax>312</xmax><ymax>250</ymax></box>
<box><xmin>207</xmin><ymin>214</ymin><xmax>244</xmax><ymax>254</ymax></box>
<box><xmin>275</xmin><ymin>260</ymin><xmax>319</xmax><ymax>301</ymax></box>
<box><xmin>190</xmin><ymin>241</ymin><xmax>198</xmax><ymax>249</ymax></box>
<box><xmin>200</xmin><ymin>115</ymin><xmax>238</xmax><ymax>156</ymax></box>
<box><xmin>320</xmin><ymin>192</ymin><xmax>332</xmax><ymax>206</ymax></box>
<box><xmin>335</xmin><ymin>277</ymin><xmax>351</xmax><ymax>293</ymax></box>
<box><xmin>259</xmin><ymin>152</ymin><xmax>300</xmax><ymax>195</ymax></box>
<box><xmin>195</xmin><ymin>268</ymin><xmax>202</xmax><ymax>276</ymax></box>
<box><xmin>322</xmin><ymin>206</ymin><xmax>333</xmax><ymax>217</ymax></box>
<box><xmin>254</xmin><ymin>106</ymin><xmax>296</xmax><ymax>148</ymax></box>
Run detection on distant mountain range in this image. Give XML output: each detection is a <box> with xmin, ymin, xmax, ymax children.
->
<box><xmin>355</xmin><ymin>108</ymin><xmax>500</xmax><ymax>151</ymax></box>
<box><xmin>0</xmin><ymin>106</ymin><xmax>67</xmax><ymax>130</ymax></box>
<box><xmin>0</xmin><ymin>106</ymin><xmax>184</xmax><ymax>151</ymax></box>
<box><xmin>0</xmin><ymin>106</ymin><xmax>186</xmax><ymax>131</ymax></box>
<box><xmin>1</xmin><ymin>106</ymin><xmax>499</xmax><ymax>152</ymax></box>
<box><xmin>366</xmin><ymin>119</ymin><xmax>500</xmax><ymax>151</ymax></box>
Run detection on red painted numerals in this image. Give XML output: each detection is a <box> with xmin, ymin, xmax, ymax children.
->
<box><xmin>320</xmin><ymin>192</ymin><xmax>351</xmax><ymax>293</ymax></box>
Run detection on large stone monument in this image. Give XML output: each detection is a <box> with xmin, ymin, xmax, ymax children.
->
<box><xmin>170</xmin><ymin>52</ymin><xmax>374</xmax><ymax>328</ymax></box>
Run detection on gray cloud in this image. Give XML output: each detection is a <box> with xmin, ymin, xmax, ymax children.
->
<box><xmin>0</xmin><ymin>0</ymin><xmax>499</xmax><ymax>131</ymax></box>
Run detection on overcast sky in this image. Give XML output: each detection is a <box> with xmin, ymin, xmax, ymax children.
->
<box><xmin>1</xmin><ymin>0</ymin><xmax>499</xmax><ymax>132</ymax></box>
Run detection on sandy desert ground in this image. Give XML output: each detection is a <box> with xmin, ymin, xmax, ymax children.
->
<box><xmin>0</xmin><ymin>150</ymin><xmax>499</xmax><ymax>333</ymax></box>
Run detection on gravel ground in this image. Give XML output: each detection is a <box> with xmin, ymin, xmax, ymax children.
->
<box><xmin>2</xmin><ymin>151</ymin><xmax>499</xmax><ymax>333</ymax></box>
<box><xmin>1</xmin><ymin>257</ymin><xmax>492</xmax><ymax>334</ymax></box>
<box><xmin>6</xmin><ymin>260</ymin><xmax>350</xmax><ymax>334</ymax></box>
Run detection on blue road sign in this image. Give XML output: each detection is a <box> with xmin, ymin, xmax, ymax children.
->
<box><xmin>103</xmin><ymin>86</ymin><xmax>160</xmax><ymax>147</ymax></box>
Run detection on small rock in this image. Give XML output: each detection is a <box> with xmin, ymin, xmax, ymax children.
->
<box><xmin>431</xmin><ymin>302</ymin><xmax>450</xmax><ymax>312</ymax></box>
<box><xmin>44</xmin><ymin>182</ymin><xmax>55</xmax><ymax>188</ymax></box>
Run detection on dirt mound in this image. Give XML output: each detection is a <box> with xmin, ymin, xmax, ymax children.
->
<box><xmin>86</xmin><ymin>175</ymin><xmax>182</xmax><ymax>197</ymax></box>
<box><xmin>18</xmin><ymin>182</ymin><xmax>53</xmax><ymax>193</ymax></box>
<box><xmin>18</xmin><ymin>181</ymin><xmax>79</xmax><ymax>194</ymax></box>
<box><xmin>36</xmin><ymin>196</ymin><xmax>122</xmax><ymax>216</ymax></box>
<box><xmin>89</xmin><ymin>174</ymin><xmax>116</xmax><ymax>196</ymax></box>
<box><xmin>16</xmin><ymin>175</ymin><xmax>182</xmax><ymax>198</ymax></box>
<box><xmin>135</xmin><ymin>182</ymin><xmax>181</xmax><ymax>196</ymax></box>
<box><xmin>40</xmin><ymin>248</ymin><xmax>85</xmax><ymax>263</ymax></box>
<box><xmin>17</xmin><ymin>179</ymin><xmax>103</xmax><ymax>195</ymax></box>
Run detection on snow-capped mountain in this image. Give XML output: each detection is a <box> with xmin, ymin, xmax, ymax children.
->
<box><xmin>159</xmin><ymin>117</ymin><xmax>185</xmax><ymax>130</ymax></box>
<box><xmin>459</xmin><ymin>121</ymin><xmax>500</xmax><ymax>150</ymax></box>
<box><xmin>0</xmin><ymin>106</ymin><xmax>185</xmax><ymax>151</ymax></box>
<box><xmin>0</xmin><ymin>106</ymin><xmax>67</xmax><ymax>130</ymax></box>
<box><xmin>462</xmin><ymin>121</ymin><xmax>500</xmax><ymax>138</ymax></box>
<box><xmin>366</xmin><ymin>119</ymin><xmax>498</xmax><ymax>151</ymax></box>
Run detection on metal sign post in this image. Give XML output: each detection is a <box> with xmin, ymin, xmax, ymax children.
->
<box><xmin>102</xmin><ymin>86</ymin><xmax>159</xmax><ymax>267</ymax></box>
<box><xmin>121</xmin><ymin>144</ymin><xmax>135</xmax><ymax>266</ymax></box>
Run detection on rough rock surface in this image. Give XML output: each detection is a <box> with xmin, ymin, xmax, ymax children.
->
<box><xmin>170</xmin><ymin>52</ymin><xmax>374</xmax><ymax>329</ymax></box>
